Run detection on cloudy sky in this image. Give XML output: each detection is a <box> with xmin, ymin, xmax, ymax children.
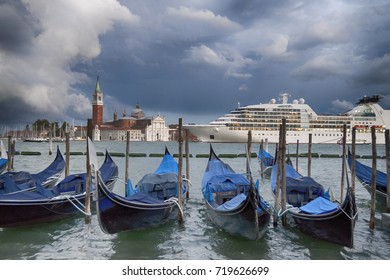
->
<box><xmin>1</xmin><ymin>0</ymin><xmax>390</xmax><ymax>130</ymax></box>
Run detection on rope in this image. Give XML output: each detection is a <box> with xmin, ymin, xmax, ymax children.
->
<box><xmin>339</xmin><ymin>204</ymin><xmax>358</xmax><ymax>220</ymax></box>
<box><xmin>165</xmin><ymin>197</ymin><xmax>184</xmax><ymax>219</ymax></box>
<box><xmin>277</xmin><ymin>205</ymin><xmax>297</xmax><ymax>217</ymax></box>
<box><xmin>49</xmin><ymin>194</ymin><xmax>90</xmax><ymax>216</ymax></box>
<box><xmin>3</xmin><ymin>186</ymin><xmax>36</xmax><ymax>195</ymax></box>
<box><xmin>64</xmin><ymin>195</ymin><xmax>91</xmax><ymax>216</ymax></box>
<box><xmin>116</xmin><ymin>178</ymin><xmax>126</xmax><ymax>185</ymax></box>
<box><xmin>318</xmin><ymin>137</ymin><xmax>345</xmax><ymax>144</ymax></box>
<box><xmin>182</xmin><ymin>177</ymin><xmax>192</xmax><ymax>188</ymax></box>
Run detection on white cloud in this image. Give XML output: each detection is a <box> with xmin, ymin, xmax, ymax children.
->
<box><xmin>224</xmin><ymin>70</ymin><xmax>252</xmax><ymax>80</ymax></box>
<box><xmin>1</xmin><ymin>0</ymin><xmax>390</xmax><ymax>126</ymax></box>
<box><xmin>331</xmin><ymin>99</ymin><xmax>354</xmax><ymax>112</ymax></box>
<box><xmin>166</xmin><ymin>6</ymin><xmax>240</xmax><ymax>30</ymax></box>
<box><xmin>0</xmin><ymin>0</ymin><xmax>139</xmax><ymax>122</ymax></box>
<box><xmin>290</xmin><ymin>51</ymin><xmax>350</xmax><ymax>81</ymax></box>
<box><xmin>183</xmin><ymin>44</ymin><xmax>254</xmax><ymax>81</ymax></box>
<box><xmin>238</xmin><ymin>84</ymin><xmax>248</xmax><ymax>91</ymax></box>
<box><xmin>162</xmin><ymin>6</ymin><xmax>241</xmax><ymax>41</ymax></box>
<box><xmin>184</xmin><ymin>45</ymin><xmax>226</xmax><ymax>66</ymax></box>
<box><xmin>258</xmin><ymin>34</ymin><xmax>291</xmax><ymax>60</ymax></box>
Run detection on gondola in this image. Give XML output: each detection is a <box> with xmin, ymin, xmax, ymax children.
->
<box><xmin>258</xmin><ymin>146</ymin><xmax>274</xmax><ymax>179</ymax></box>
<box><xmin>0</xmin><ymin>150</ymin><xmax>118</xmax><ymax>227</ymax></box>
<box><xmin>287</xmin><ymin>185</ymin><xmax>357</xmax><ymax>247</ymax></box>
<box><xmin>278</xmin><ymin>160</ymin><xmax>357</xmax><ymax>248</ymax></box>
<box><xmin>96</xmin><ymin>146</ymin><xmax>188</xmax><ymax>234</ymax></box>
<box><xmin>347</xmin><ymin>149</ymin><xmax>387</xmax><ymax>204</ymax></box>
<box><xmin>0</xmin><ymin>146</ymin><xmax>65</xmax><ymax>195</ymax></box>
<box><xmin>258</xmin><ymin>147</ymin><xmax>274</xmax><ymax>167</ymax></box>
<box><xmin>270</xmin><ymin>163</ymin><xmax>325</xmax><ymax>207</ymax></box>
<box><xmin>201</xmin><ymin>145</ymin><xmax>271</xmax><ymax>240</ymax></box>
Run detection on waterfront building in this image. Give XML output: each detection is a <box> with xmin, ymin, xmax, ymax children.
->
<box><xmin>91</xmin><ymin>77</ymin><xmax>171</xmax><ymax>141</ymax></box>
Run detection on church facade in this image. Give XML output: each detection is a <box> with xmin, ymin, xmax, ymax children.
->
<box><xmin>91</xmin><ymin>77</ymin><xmax>171</xmax><ymax>141</ymax></box>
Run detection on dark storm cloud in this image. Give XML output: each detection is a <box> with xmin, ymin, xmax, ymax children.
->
<box><xmin>0</xmin><ymin>0</ymin><xmax>139</xmax><ymax>128</ymax></box>
<box><xmin>0</xmin><ymin>1</ymin><xmax>34</xmax><ymax>53</ymax></box>
<box><xmin>1</xmin><ymin>0</ymin><xmax>390</xmax><ymax>129</ymax></box>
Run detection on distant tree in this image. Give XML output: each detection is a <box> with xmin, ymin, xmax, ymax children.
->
<box><xmin>61</xmin><ymin>122</ymin><xmax>69</xmax><ymax>133</ymax></box>
<box><xmin>50</xmin><ymin>122</ymin><xmax>59</xmax><ymax>137</ymax></box>
<box><xmin>33</xmin><ymin>119</ymin><xmax>50</xmax><ymax>133</ymax></box>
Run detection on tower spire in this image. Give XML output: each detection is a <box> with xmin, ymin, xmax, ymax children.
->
<box><xmin>92</xmin><ymin>75</ymin><xmax>104</xmax><ymax>126</ymax></box>
<box><xmin>95</xmin><ymin>75</ymin><xmax>101</xmax><ymax>92</ymax></box>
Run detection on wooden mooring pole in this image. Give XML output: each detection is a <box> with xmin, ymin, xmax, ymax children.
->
<box><xmin>125</xmin><ymin>130</ymin><xmax>130</xmax><ymax>184</ymax></box>
<box><xmin>65</xmin><ymin>132</ymin><xmax>70</xmax><ymax>177</ymax></box>
<box><xmin>308</xmin><ymin>134</ymin><xmax>312</xmax><ymax>177</ymax></box>
<box><xmin>281</xmin><ymin>119</ymin><xmax>287</xmax><ymax>227</ymax></box>
<box><xmin>260</xmin><ymin>140</ymin><xmax>264</xmax><ymax>178</ymax></box>
<box><xmin>351</xmin><ymin>127</ymin><xmax>356</xmax><ymax>197</ymax></box>
<box><xmin>295</xmin><ymin>140</ymin><xmax>299</xmax><ymax>173</ymax></box>
<box><xmin>385</xmin><ymin>129</ymin><xmax>390</xmax><ymax>213</ymax></box>
<box><xmin>247</xmin><ymin>130</ymin><xmax>252</xmax><ymax>182</ymax></box>
<box><xmin>340</xmin><ymin>124</ymin><xmax>347</xmax><ymax>203</ymax></box>
<box><xmin>273</xmin><ymin>123</ymin><xmax>283</xmax><ymax>227</ymax></box>
<box><xmin>48</xmin><ymin>129</ymin><xmax>52</xmax><ymax>155</ymax></box>
<box><xmin>177</xmin><ymin>118</ymin><xmax>184</xmax><ymax>223</ymax></box>
<box><xmin>185</xmin><ymin>129</ymin><xmax>190</xmax><ymax>199</ymax></box>
<box><xmin>7</xmin><ymin>136</ymin><xmax>12</xmax><ymax>171</ymax></box>
<box><xmin>369</xmin><ymin>126</ymin><xmax>377</xmax><ymax>230</ymax></box>
<box><xmin>85</xmin><ymin>138</ymin><xmax>91</xmax><ymax>224</ymax></box>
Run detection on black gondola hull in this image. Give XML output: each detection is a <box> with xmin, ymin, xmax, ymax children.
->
<box><xmin>96</xmin><ymin>146</ymin><xmax>186</xmax><ymax>234</ymax></box>
<box><xmin>0</xmin><ymin>151</ymin><xmax>118</xmax><ymax>228</ymax></box>
<box><xmin>205</xmin><ymin>196</ymin><xmax>270</xmax><ymax>240</ymax></box>
<box><xmin>96</xmin><ymin>180</ymin><xmax>177</xmax><ymax>234</ymax></box>
<box><xmin>0</xmin><ymin>195</ymin><xmax>89</xmax><ymax>227</ymax></box>
<box><xmin>202</xmin><ymin>145</ymin><xmax>271</xmax><ymax>240</ymax></box>
<box><xmin>289</xmin><ymin>191</ymin><xmax>357</xmax><ymax>247</ymax></box>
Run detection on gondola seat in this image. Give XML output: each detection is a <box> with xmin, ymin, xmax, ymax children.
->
<box><xmin>137</xmin><ymin>173</ymin><xmax>179</xmax><ymax>200</ymax></box>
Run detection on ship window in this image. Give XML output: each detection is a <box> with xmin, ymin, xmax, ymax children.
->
<box><xmin>210</xmin><ymin>135</ymin><xmax>215</xmax><ymax>140</ymax></box>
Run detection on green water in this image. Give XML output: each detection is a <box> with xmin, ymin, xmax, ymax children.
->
<box><xmin>0</xmin><ymin>140</ymin><xmax>389</xmax><ymax>260</ymax></box>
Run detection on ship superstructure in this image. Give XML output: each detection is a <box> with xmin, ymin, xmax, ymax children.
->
<box><xmin>184</xmin><ymin>93</ymin><xmax>390</xmax><ymax>144</ymax></box>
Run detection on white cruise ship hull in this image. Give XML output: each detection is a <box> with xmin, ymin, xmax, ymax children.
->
<box><xmin>184</xmin><ymin>124</ymin><xmax>384</xmax><ymax>144</ymax></box>
<box><xmin>184</xmin><ymin>94</ymin><xmax>390</xmax><ymax>144</ymax></box>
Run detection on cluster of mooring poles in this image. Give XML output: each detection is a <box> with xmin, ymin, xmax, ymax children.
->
<box><xmin>270</xmin><ymin>119</ymin><xmax>390</xmax><ymax>232</ymax></box>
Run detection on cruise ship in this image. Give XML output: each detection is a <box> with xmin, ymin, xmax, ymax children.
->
<box><xmin>183</xmin><ymin>93</ymin><xmax>390</xmax><ymax>144</ymax></box>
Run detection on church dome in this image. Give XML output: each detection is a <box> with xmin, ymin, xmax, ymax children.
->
<box><xmin>131</xmin><ymin>104</ymin><xmax>145</xmax><ymax>119</ymax></box>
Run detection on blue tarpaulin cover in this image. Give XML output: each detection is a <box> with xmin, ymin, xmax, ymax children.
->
<box><xmin>31</xmin><ymin>147</ymin><xmax>65</xmax><ymax>183</ymax></box>
<box><xmin>348</xmin><ymin>150</ymin><xmax>387</xmax><ymax>192</ymax></box>
<box><xmin>136</xmin><ymin>173</ymin><xmax>179</xmax><ymax>200</ymax></box>
<box><xmin>270</xmin><ymin>164</ymin><xmax>302</xmax><ymax>192</ymax></box>
<box><xmin>125</xmin><ymin>192</ymin><xmax>165</xmax><ymax>204</ymax></box>
<box><xmin>203</xmin><ymin>173</ymin><xmax>250</xmax><ymax>203</ymax></box>
<box><xmin>0</xmin><ymin>147</ymin><xmax>65</xmax><ymax>195</ymax></box>
<box><xmin>258</xmin><ymin>148</ymin><xmax>274</xmax><ymax>167</ymax></box>
<box><xmin>125</xmin><ymin>148</ymin><xmax>185</xmax><ymax>202</ymax></box>
<box><xmin>299</xmin><ymin>196</ymin><xmax>338</xmax><ymax>214</ymax></box>
<box><xmin>202</xmin><ymin>157</ymin><xmax>250</xmax><ymax>203</ymax></box>
<box><xmin>216</xmin><ymin>193</ymin><xmax>247</xmax><ymax>211</ymax></box>
<box><xmin>0</xmin><ymin>152</ymin><xmax>117</xmax><ymax>201</ymax></box>
<box><xmin>0</xmin><ymin>158</ymin><xmax>7</xmax><ymax>173</ymax></box>
<box><xmin>126</xmin><ymin>178</ymin><xmax>136</xmax><ymax>196</ymax></box>
<box><xmin>155</xmin><ymin>153</ymin><xmax>178</xmax><ymax>175</ymax></box>
<box><xmin>270</xmin><ymin>164</ymin><xmax>324</xmax><ymax>206</ymax></box>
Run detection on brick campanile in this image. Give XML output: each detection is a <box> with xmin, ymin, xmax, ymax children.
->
<box><xmin>92</xmin><ymin>76</ymin><xmax>104</xmax><ymax>127</ymax></box>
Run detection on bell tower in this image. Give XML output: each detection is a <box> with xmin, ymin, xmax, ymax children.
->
<box><xmin>92</xmin><ymin>76</ymin><xmax>104</xmax><ymax>126</ymax></box>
